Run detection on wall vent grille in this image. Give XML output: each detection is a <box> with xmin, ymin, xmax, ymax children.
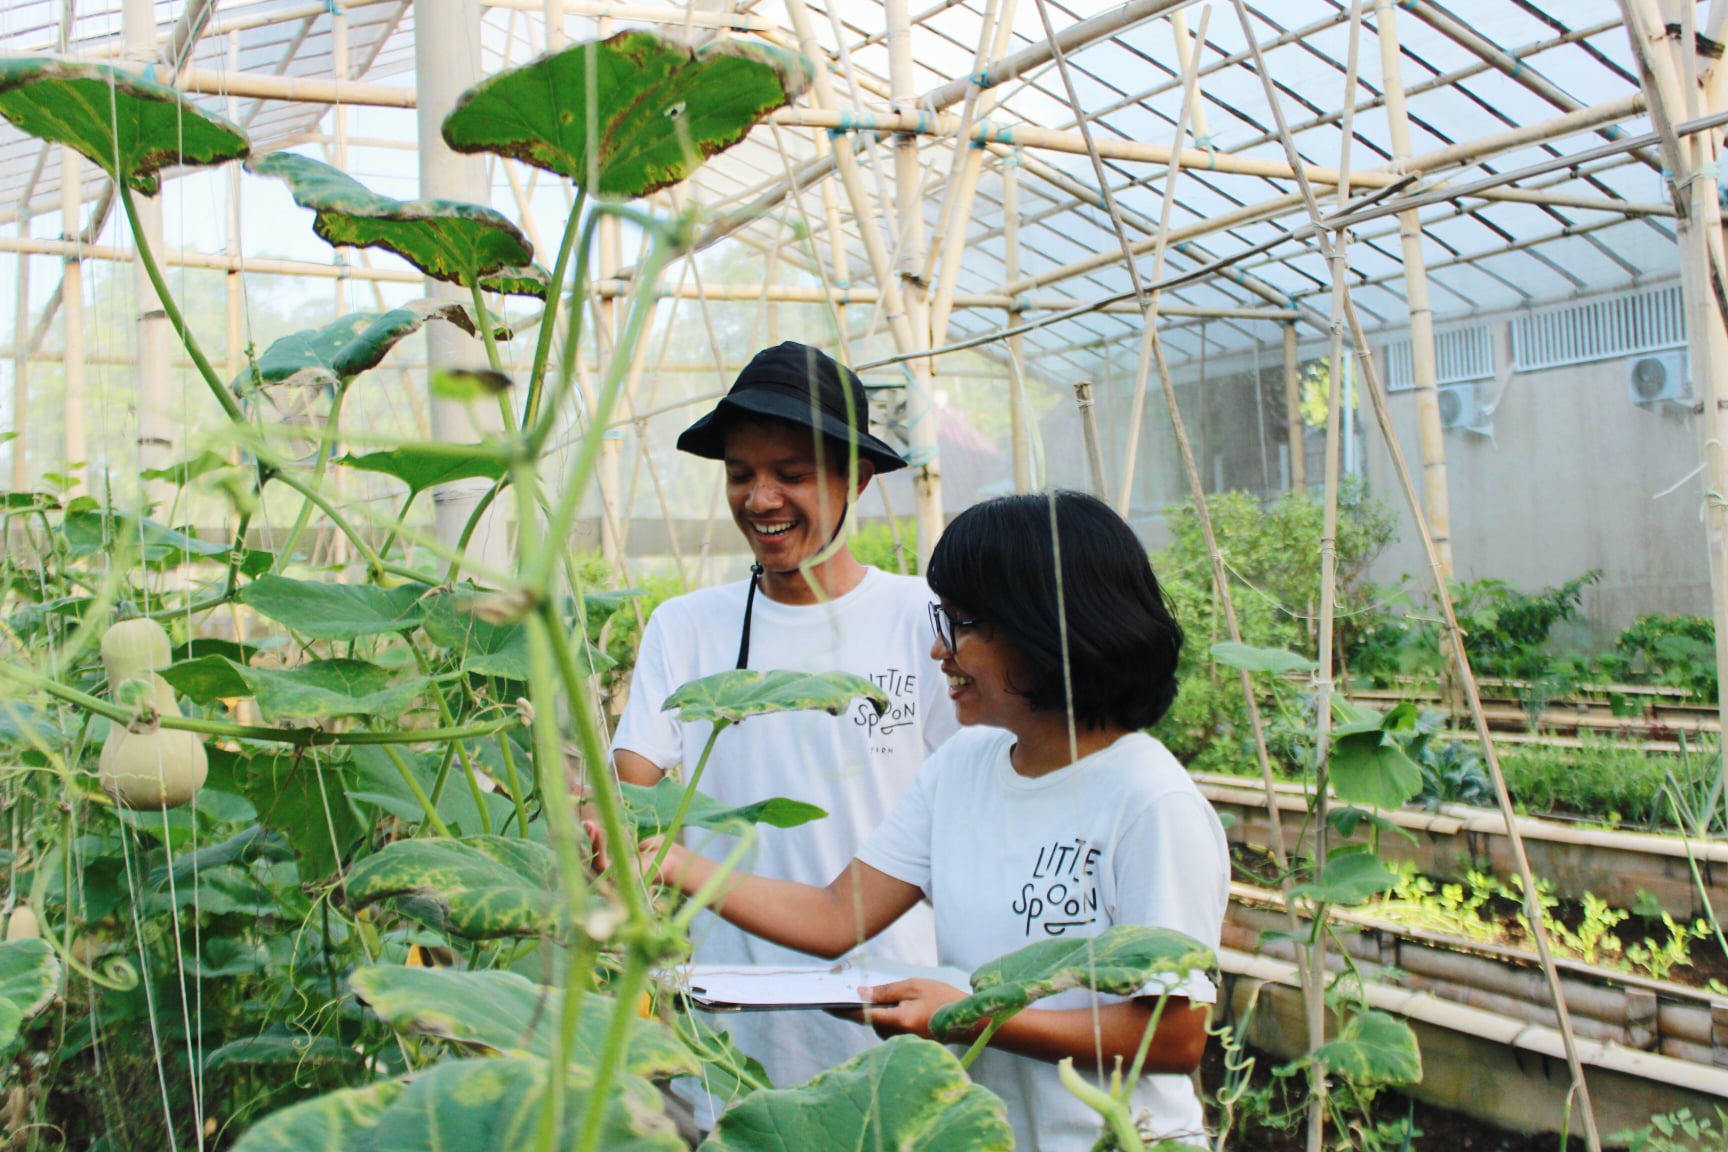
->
<box><xmin>1510</xmin><ymin>282</ymin><xmax>1686</xmax><ymax>372</ymax></box>
<box><xmin>1383</xmin><ymin>324</ymin><xmax>1495</xmax><ymax>393</ymax></box>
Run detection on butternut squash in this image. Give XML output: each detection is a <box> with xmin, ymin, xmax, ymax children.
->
<box><xmin>99</xmin><ymin>619</ymin><xmax>206</xmax><ymax>810</ymax></box>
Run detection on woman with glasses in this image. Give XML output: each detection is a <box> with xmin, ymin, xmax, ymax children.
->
<box><xmin>629</xmin><ymin>491</ymin><xmax>1228</xmax><ymax>1150</ymax></box>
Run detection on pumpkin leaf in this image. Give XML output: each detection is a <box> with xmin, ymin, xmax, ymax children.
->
<box><xmin>442</xmin><ymin>30</ymin><xmax>812</xmax><ymax>200</ymax></box>
<box><xmin>160</xmin><ymin>654</ymin><xmax>253</xmax><ymax>704</ymax></box>
<box><xmin>229</xmin><ymin>1056</ymin><xmax>682</xmax><ymax>1152</ymax></box>
<box><xmin>338</xmin><ymin>447</ymin><xmax>509</xmax><ymax>494</ymax></box>
<box><xmin>229</xmin><ymin>658</ymin><xmax>429</xmax><ymax>721</ymax></box>
<box><xmin>1313</xmin><ymin>1009</ymin><xmax>1422</xmax><ymax>1086</ymax></box>
<box><xmin>478</xmin><ymin>263</ymin><xmax>552</xmax><ymax>300</ymax></box>
<box><xmin>343</xmin><ymin>836</ymin><xmax>560</xmax><ymax>940</ymax></box>
<box><xmin>664</xmin><ymin>669</ymin><xmax>886</xmax><ymax>725</ymax></box>
<box><xmin>238</xmin><ymin>575</ymin><xmax>429</xmax><ymax>641</ymax></box>
<box><xmin>60</xmin><ymin>511</ymin><xmax>228</xmax><ymax>565</ymax></box>
<box><xmin>699</xmin><ymin>1035</ymin><xmax>1011</xmax><ymax>1152</ymax></box>
<box><xmin>1209</xmin><ymin>642</ymin><xmax>1315</xmax><ymax>675</ymax></box>
<box><xmin>247</xmin><ymin>151</ymin><xmax>533</xmax><ymax>287</ymax></box>
<box><xmin>203</xmin><ymin>1033</ymin><xmax>361</xmax><ymax>1074</ymax></box>
<box><xmin>349</xmin><ymin>966</ymin><xmax>695</xmax><ymax>1078</ymax></box>
<box><xmin>0</xmin><ymin>939</ymin><xmax>60</xmax><ymax>1051</ymax></box>
<box><xmin>421</xmin><ymin>590</ymin><xmax>612</xmax><ymax>680</ymax></box>
<box><xmin>348</xmin><ymin>745</ymin><xmax>515</xmax><ymax>839</ymax></box>
<box><xmin>1288</xmin><ymin>850</ymin><xmax>1400</xmax><ymax>907</ymax></box>
<box><xmin>929</xmin><ymin>925</ymin><xmax>1214</xmax><ymax>1041</ymax></box>
<box><xmin>0</xmin><ymin>58</ymin><xmax>248</xmax><ymax>195</ymax></box>
<box><xmin>620</xmin><ymin>778</ymin><xmax>825</xmax><ymax>837</ymax></box>
<box><xmin>236</xmin><ymin>301</ymin><xmax>481</xmax><ymax>394</ymax></box>
<box><xmin>1328</xmin><ymin>722</ymin><xmax>1423</xmax><ymax>811</ymax></box>
<box><xmin>203</xmin><ymin>746</ymin><xmax>367</xmax><ymax>882</ymax></box>
<box><xmin>150</xmin><ymin>825</ymin><xmax>292</xmax><ymax>888</ymax></box>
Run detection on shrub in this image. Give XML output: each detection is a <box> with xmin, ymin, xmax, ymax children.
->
<box><xmin>1617</xmin><ymin>613</ymin><xmax>1718</xmax><ymax>701</ymax></box>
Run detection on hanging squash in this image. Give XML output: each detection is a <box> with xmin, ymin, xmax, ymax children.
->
<box><xmin>98</xmin><ymin>618</ymin><xmax>207</xmax><ymax>810</ymax></box>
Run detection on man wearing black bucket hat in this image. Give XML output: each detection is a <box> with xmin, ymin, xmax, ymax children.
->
<box><xmin>611</xmin><ymin>342</ymin><xmax>955</xmax><ymax>1120</ymax></box>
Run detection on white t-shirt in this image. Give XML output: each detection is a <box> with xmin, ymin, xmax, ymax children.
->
<box><xmin>857</xmin><ymin>726</ymin><xmax>1229</xmax><ymax>1151</ymax></box>
<box><xmin>611</xmin><ymin>566</ymin><xmax>957</xmax><ymax>1111</ymax></box>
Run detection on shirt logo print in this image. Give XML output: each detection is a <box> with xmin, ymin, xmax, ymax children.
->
<box><xmin>1012</xmin><ymin>838</ymin><xmax>1101</xmax><ymax>937</ymax></box>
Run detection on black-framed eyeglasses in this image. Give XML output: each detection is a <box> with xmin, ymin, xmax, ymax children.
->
<box><xmin>928</xmin><ymin>602</ymin><xmax>978</xmax><ymax>657</ymax></box>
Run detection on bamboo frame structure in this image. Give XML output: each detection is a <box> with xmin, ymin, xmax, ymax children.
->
<box><xmin>0</xmin><ymin>3</ymin><xmax>1720</xmax><ymax>1144</ymax></box>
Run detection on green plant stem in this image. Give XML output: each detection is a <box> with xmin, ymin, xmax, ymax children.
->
<box><xmin>523</xmin><ymin>187</ymin><xmax>587</xmax><ymax>431</ymax></box>
<box><xmin>572</xmin><ymin>955</ymin><xmax>648</xmax><ymax>1152</ymax></box>
<box><xmin>497</xmin><ymin>729</ymin><xmax>531</xmax><ymax>838</ymax></box>
<box><xmin>377</xmin><ymin>490</ymin><xmax>418</xmax><ymax>563</ymax></box>
<box><xmin>531</xmin><ymin>220</ymin><xmax>679</xmax><ymax>586</ymax></box>
<box><xmin>445</xmin><ymin>478</ymin><xmax>507</xmax><ymax>584</ymax></box>
<box><xmin>958</xmin><ymin>1018</ymin><xmax>1006</xmax><ymax>1071</ymax></box>
<box><xmin>1666</xmin><ymin>784</ymin><xmax>1728</xmax><ymax>958</ymax></box>
<box><xmin>0</xmin><ymin>660</ymin><xmax>514</xmax><ymax>746</ymax></box>
<box><xmin>1123</xmin><ymin>988</ymin><xmax>1171</xmax><ymax>1089</ymax></box>
<box><xmin>670</xmin><ymin>826</ymin><xmax>758</xmax><ymax>936</ymax></box>
<box><xmin>273</xmin><ymin>382</ymin><xmax>352</xmax><ymax>570</ymax></box>
<box><xmin>647</xmin><ymin>723</ymin><xmax>727</xmax><ymax>879</ymax></box>
<box><xmin>118</xmin><ymin>184</ymin><xmax>246</xmax><ymax>425</ymax></box>
<box><xmin>526</xmin><ymin>210</ymin><xmax>602</xmax><ymax>457</ymax></box>
<box><xmin>382</xmin><ymin>745</ymin><xmax>453</xmax><ymax>837</ymax></box>
<box><xmin>266</xmin><ymin>467</ymin><xmax>387</xmax><ymax>580</ymax></box>
<box><xmin>468</xmin><ymin>281</ymin><xmax>520</xmax><ymax>437</ymax></box>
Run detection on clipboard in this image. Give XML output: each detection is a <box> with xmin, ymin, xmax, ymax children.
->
<box><xmin>657</xmin><ymin>962</ymin><xmax>970</xmax><ymax>1013</ymax></box>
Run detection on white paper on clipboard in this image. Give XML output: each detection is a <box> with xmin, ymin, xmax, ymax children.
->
<box><xmin>657</xmin><ymin>962</ymin><xmax>971</xmax><ymax>1013</ymax></box>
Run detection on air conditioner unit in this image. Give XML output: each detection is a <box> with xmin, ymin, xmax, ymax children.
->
<box><xmin>1628</xmin><ymin>349</ymin><xmax>1689</xmax><ymax>406</ymax></box>
<box><xmin>1437</xmin><ymin>382</ymin><xmax>1488</xmax><ymax>432</ymax></box>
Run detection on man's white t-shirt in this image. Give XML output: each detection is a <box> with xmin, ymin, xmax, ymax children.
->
<box><xmin>857</xmin><ymin>726</ymin><xmax>1229</xmax><ymax>1151</ymax></box>
<box><xmin>611</xmin><ymin>566</ymin><xmax>957</xmax><ymax>1112</ymax></box>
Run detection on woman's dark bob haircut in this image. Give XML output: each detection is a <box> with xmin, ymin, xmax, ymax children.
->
<box><xmin>927</xmin><ymin>490</ymin><xmax>1184</xmax><ymax>730</ymax></box>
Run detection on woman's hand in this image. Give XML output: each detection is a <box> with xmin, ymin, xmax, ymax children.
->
<box><xmin>583</xmin><ymin>823</ymin><xmax>689</xmax><ymax>891</ymax></box>
<box><xmin>850</xmin><ymin>979</ymin><xmax>972</xmax><ymax>1042</ymax></box>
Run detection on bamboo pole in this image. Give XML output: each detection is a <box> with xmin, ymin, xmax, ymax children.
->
<box><xmin>225</xmin><ymin>33</ymin><xmax>244</xmax><ymax>388</ymax></box>
<box><xmin>1072</xmin><ymin>380</ymin><xmax>1106</xmax><ymax>497</ymax></box>
<box><xmin>1231</xmin><ymin>3</ymin><xmax>1606</xmax><ymax>1146</ymax></box>
<box><xmin>10</xmin><ymin>150</ymin><xmax>42</xmax><ymax>492</ymax></box>
<box><xmin>884</xmin><ymin>0</ymin><xmax>943</xmax><ymax>567</ymax></box>
<box><xmin>1620</xmin><ymin>0</ymin><xmax>1728</xmax><ymax>907</ymax></box>
<box><xmin>124</xmin><ymin>0</ymin><xmax>175</xmax><ymax>497</ymax></box>
<box><xmin>1002</xmin><ymin>157</ymin><xmax>1032</xmax><ymax>493</ymax></box>
<box><xmin>923</xmin><ymin>0</ymin><xmax>1019</xmax><ymax>352</ymax></box>
<box><xmin>1283</xmin><ymin>322</ymin><xmax>1303</xmax><ymax>493</ymax></box>
<box><xmin>1376</xmin><ymin>0</ymin><xmax>1454</xmax><ymax>579</ymax></box>
<box><xmin>61</xmin><ymin>146</ymin><xmax>86</xmax><ymax>492</ymax></box>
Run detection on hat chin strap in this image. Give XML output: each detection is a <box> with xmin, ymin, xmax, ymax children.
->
<box><xmin>736</xmin><ymin>499</ymin><xmax>854</xmax><ymax>669</ymax></box>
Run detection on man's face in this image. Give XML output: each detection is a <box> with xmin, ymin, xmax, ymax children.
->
<box><xmin>723</xmin><ymin>419</ymin><xmax>872</xmax><ymax>573</ymax></box>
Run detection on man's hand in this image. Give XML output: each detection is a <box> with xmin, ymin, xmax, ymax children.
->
<box><xmin>846</xmin><ymin>979</ymin><xmax>972</xmax><ymax>1042</ymax></box>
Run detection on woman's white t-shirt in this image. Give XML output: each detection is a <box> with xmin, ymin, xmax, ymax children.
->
<box><xmin>857</xmin><ymin>726</ymin><xmax>1229</xmax><ymax>1151</ymax></box>
<box><xmin>612</xmin><ymin>567</ymin><xmax>956</xmax><ymax>1114</ymax></box>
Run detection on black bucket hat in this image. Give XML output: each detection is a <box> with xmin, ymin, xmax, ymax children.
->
<box><xmin>676</xmin><ymin>341</ymin><xmax>908</xmax><ymax>473</ymax></box>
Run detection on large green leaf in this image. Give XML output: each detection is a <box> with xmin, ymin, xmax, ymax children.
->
<box><xmin>339</xmin><ymin>447</ymin><xmax>509</xmax><ymax>494</ymax></box>
<box><xmin>421</xmin><ymin>590</ymin><xmax>613</xmax><ymax>680</ymax></box>
<box><xmin>160</xmin><ymin>654</ymin><xmax>253</xmax><ymax>704</ymax></box>
<box><xmin>344</xmin><ymin>836</ymin><xmax>560</xmax><ymax>940</ymax></box>
<box><xmin>478</xmin><ymin>262</ymin><xmax>553</xmax><ymax>300</ymax></box>
<box><xmin>443</xmin><ymin>31</ymin><xmax>812</xmax><ymax>200</ymax></box>
<box><xmin>1209</xmin><ymin>641</ymin><xmax>1315</xmax><ymax>675</ymax></box>
<box><xmin>203</xmin><ymin>1033</ymin><xmax>361</xmax><ymax>1075</ymax></box>
<box><xmin>349</xmin><ymin>966</ymin><xmax>695</xmax><ymax>1078</ymax></box>
<box><xmin>620</xmin><ymin>778</ymin><xmax>825</xmax><ymax>837</ymax></box>
<box><xmin>204</xmin><ymin>746</ymin><xmax>368</xmax><ymax>882</ymax></box>
<box><xmin>230</xmin><ymin>1056</ymin><xmax>682</xmax><ymax>1151</ymax></box>
<box><xmin>60</xmin><ymin>511</ymin><xmax>229</xmax><ymax>565</ymax></box>
<box><xmin>1328</xmin><ymin>711</ymin><xmax>1423</xmax><ymax>810</ymax></box>
<box><xmin>1287</xmin><ymin>850</ymin><xmax>1399</xmax><ymax>907</ymax></box>
<box><xmin>1313</xmin><ymin>1009</ymin><xmax>1422</xmax><ymax>1086</ymax></box>
<box><xmin>0</xmin><ymin>939</ymin><xmax>60</xmax><ymax>1050</ymax></box>
<box><xmin>237</xmin><ymin>300</ymin><xmax>479</xmax><ymax>393</ymax></box>
<box><xmin>0</xmin><ymin>58</ymin><xmax>248</xmax><ymax>195</ymax></box>
<box><xmin>664</xmin><ymin>669</ymin><xmax>886</xmax><ymax>725</ymax></box>
<box><xmin>247</xmin><ymin>151</ymin><xmax>533</xmax><ymax>287</ymax></box>
<box><xmin>238</xmin><ymin>575</ymin><xmax>429</xmax><ymax>641</ymax></box>
<box><xmin>699</xmin><ymin>1035</ymin><xmax>1011</xmax><ymax>1152</ymax></box>
<box><xmin>929</xmin><ymin>925</ymin><xmax>1214</xmax><ymax>1041</ymax></box>
<box><xmin>348</xmin><ymin>745</ymin><xmax>515</xmax><ymax>838</ymax></box>
<box><xmin>230</xmin><ymin>658</ymin><xmax>428</xmax><ymax>721</ymax></box>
